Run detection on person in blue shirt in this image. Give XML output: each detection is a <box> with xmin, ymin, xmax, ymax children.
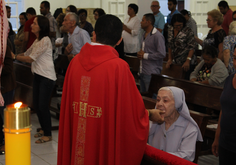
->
<box><xmin>167</xmin><ymin>0</ymin><xmax>180</xmax><ymax>25</ymax></box>
<box><xmin>150</xmin><ymin>1</ymin><xmax>165</xmax><ymax>33</ymax></box>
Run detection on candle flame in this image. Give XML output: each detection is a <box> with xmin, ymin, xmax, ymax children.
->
<box><xmin>14</xmin><ymin>102</ymin><xmax>23</xmax><ymax>108</ymax></box>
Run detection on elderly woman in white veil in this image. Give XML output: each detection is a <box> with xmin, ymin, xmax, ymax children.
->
<box><xmin>148</xmin><ymin>86</ymin><xmax>203</xmax><ymax>162</ymax></box>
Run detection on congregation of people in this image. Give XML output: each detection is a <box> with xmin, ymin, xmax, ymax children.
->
<box><xmin>1</xmin><ymin>0</ymin><xmax>236</xmax><ymax>164</ymax></box>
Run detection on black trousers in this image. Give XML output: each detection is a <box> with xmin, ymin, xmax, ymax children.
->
<box><xmin>219</xmin><ymin>145</ymin><xmax>236</xmax><ymax>165</ymax></box>
<box><xmin>33</xmin><ymin>74</ymin><xmax>55</xmax><ymax>136</ymax></box>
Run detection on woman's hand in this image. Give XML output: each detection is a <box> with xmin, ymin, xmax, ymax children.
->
<box><xmin>0</xmin><ymin>92</ymin><xmax>4</xmax><ymax>106</ymax></box>
<box><xmin>137</xmin><ymin>50</ymin><xmax>144</xmax><ymax>60</ymax></box>
<box><xmin>55</xmin><ymin>43</ymin><xmax>62</xmax><ymax>47</ymax></box>
<box><xmin>212</xmin><ymin>139</ymin><xmax>219</xmax><ymax>157</ymax></box>
<box><xmin>190</xmin><ymin>78</ymin><xmax>197</xmax><ymax>82</ymax></box>
<box><xmin>11</xmin><ymin>52</ymin><xmax>15</xmax><ymax>60</ymax></box>
<box><xmin>166</xmin><ymin>59</ymin><xmax>172</xmax><ymax>69</ymax></box>
<box><xmin>182</xmin><ymin>60</ymin><xmax>190</xmax><ymax>71</ymax></box>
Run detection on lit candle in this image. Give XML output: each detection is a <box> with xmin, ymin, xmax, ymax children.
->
<box><xmin>4</xmin><ymin>102</ymin><xmax>31</xmax><ymax>165</ymax></box>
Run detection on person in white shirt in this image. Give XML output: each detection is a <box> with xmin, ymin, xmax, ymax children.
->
<box><xmin>122</xmin><ymin>3</ymin><xmax>141</xmax><ymax>56</ymax></box>
<box><xmin>11</xmin><ymin>15</ymin><xmax>56</xmax><ymax>144</ymax></box>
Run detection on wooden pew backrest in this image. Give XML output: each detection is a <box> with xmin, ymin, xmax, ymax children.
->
<box><xmin>161</xmin><ymin>61</ymin><xmax>185</xmax><ymax>79</ymax></box>
<box><xmin>146</xmin><ymin>74</ymin><xmax>223</xmax><ymax>111</ymax></box>
<box><xmin>13</xmin><ymin>61</ymin><xmax>34</xmax><ymax>108</ymax></box>
<box><xmin>124</xmin><ymin>55</ymin><xmax>140</xmax><ymax>73</ymax></box>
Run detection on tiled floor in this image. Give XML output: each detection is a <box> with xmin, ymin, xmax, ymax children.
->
<box><xmin>0</xmin><ymin>113</ymin><xmax>59</xmax><ymax>165</ymax></box>
<box><xmin>0</xmin><ymin>112</ymin><xmax>219</xmax><ymax>165</ymax></box>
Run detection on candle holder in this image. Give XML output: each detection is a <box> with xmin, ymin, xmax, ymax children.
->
<box><xmin>3</xmin><ymin>102</ymin><xmax>31</xmax><ymax>165</ymax></box>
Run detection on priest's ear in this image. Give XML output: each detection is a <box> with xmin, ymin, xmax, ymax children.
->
<box><xmin>115</xmin><ymin>37</ymin><xmax>123</xmax><ymax>47</ymax></box>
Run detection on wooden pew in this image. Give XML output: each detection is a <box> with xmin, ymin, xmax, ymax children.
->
<box><xmin>142</xmin><ymin>96</ymin><xmax>210</xmax><ymax>163</ymax></box>
<box><xmin>124</xmin><ymin>55</ymin><xmax>140</xmax><ymax>77</ymax></box>
<box><xmin>124</xmin><ymin>55</ymin><xmax>140</xmax><ymax>88</ymax></box>
<box><xmin>143</xmin><ymin>74</ymin><xmax>223</xmax><ymax>112</ymax></box>
<box><xmin>13</xmin><ymin>61</ymin><xmax>34</xmax><ymax>109</ymax></box>
<box><xmin>161</xmin><ymin>61</ymin><xmax>185</xmax><ymax>79</ymax></box>
<box><xmin>14</xmin><ymin>61</ymin><xmax>61</xmax><ymax>131</ymax></box>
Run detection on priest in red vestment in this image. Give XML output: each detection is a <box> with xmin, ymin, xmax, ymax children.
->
<box><xmin>57</xmin><ymin>14</ymin><xmax>164</xmax><ymax>165</ymax></box>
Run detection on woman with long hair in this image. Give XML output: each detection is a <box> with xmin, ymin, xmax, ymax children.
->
<box><xmin>11</xmin><ymin>15</ymin><xmax>56</xmax><ymax>143</ymax></box>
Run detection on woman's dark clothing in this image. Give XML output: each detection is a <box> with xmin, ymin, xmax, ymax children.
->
<box><xmin>219</xmin><ymin>74</ymin><xmax>236</xmax><ymax>164</ymax></box>
<box><xmin>168</xmin><ymin>26</ymin><xmax>196</xmax><ymax>65</ymax></box>
<box><xmin>79</xmin><ymin>21</ymin><xmax>93</xmax><ymax>37</ymax></box>
<box><xmin>203</xmin><ymin>29</ymin><xmax>226</xmax><ymax>51</ymax></box>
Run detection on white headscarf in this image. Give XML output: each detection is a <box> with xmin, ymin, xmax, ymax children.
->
<box><xmin>166</xmin><ymin>86</ymin><xmax>203</xmax><ymax>141</ymax></box>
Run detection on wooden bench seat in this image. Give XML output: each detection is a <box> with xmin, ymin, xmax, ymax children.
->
<box><xmin>161</xmin><ymin>61</ymin><xmax>185</xmax><ymax>79</ymax></box>
<box><xmin>143</xmin><ymin>74</ymin><xmax>223</xmax><ymax>112</ymax></box>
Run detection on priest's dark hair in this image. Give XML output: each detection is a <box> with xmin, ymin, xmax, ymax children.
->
<box><xmin>94</xmin><ymin>14</ymin><xmax>122</xmax><ymax>46</ymax></box>
<box><xmin>36</xmin><ymin>15</ymin><xmax>50</xmax><ymax>41</ymax></box>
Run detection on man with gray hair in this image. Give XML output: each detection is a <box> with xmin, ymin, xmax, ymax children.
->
<box><xmin>138</xmin><ymin>13</ymin><xmax>166</xmax><ymax>92</ymax></box>
<box><xmin>62</xmin><ymin>12</ymin><xmax>90</xmax><ymax>61</ymax></box>
<box><xmin>150</xmin><ymin>1</ymin><xmax>165</xmax><ymax>33</ymax></box>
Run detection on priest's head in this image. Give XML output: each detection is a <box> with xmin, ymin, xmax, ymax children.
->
<box><xmin>93</xmin><ymin>14</ymin><xmax>122</xmax><ymax>47</ymax></box>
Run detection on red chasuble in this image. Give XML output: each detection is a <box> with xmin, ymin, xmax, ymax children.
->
<box><xmin>57</xmin><ymin>43</ymin><xmax>149</xmax><ymax>165</ymax></box>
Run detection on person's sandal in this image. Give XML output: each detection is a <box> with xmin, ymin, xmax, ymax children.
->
<box><xmin>35</xmin><ymin>136</ymin><xmax>52</xmax><ymax>144</ymax></box>
<box><xmin>34</xmin><ymin>131</ymin><xmax>44</xmax><ymax>138</ymax></box>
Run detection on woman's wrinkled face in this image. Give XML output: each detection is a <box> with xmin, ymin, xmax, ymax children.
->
<box><xmin>206</xmin><ymin>15</ymin><xmax>217</xmax><ymax>29</ymax></box>
<box><xmin>155</xmin><ymin>90</ymin><xmax>176</xmax><ymax>119</ymax></box>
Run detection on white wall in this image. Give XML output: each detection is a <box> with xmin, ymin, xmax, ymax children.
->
<box><xmin>225</xmin><ymin>0</ymin><xmax>236</xmax><ymax>6</ymax></box>
<box><xmin>24</xmin><ymin>0</ymin><xmax>66</xmax><ymax>16</ymax></box>
<box><xmin>137</xmin><ymin>0</ymin><xmax>153</xmax><ymax>20</ymax></box>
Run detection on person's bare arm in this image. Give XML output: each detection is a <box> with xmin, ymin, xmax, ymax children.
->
<box><xmin>166</xmin><ymin>48</ymin><xmax>173</xmax><ymax>69</ymax></box>
<box><xmin>218</xmin><ymin>43</ymin><xmax>224</xmax><ymax>61</ymax></box>
<box><xmin>147</xmin><ymin>109</ymin><xmax>164</xmax><ymax>124</ymax></box>
<box><xmin>123</xmin><ymin>24</ymin><xmax>132</xmax><ymax>34</ymax></box>
<box><xmin>11</xmin><ymin>52</ymin><xmax>34</xmax><ymax>63</ymax></box>
<box><xmin>194</xmin><ymin>36</ymin><xmax>203</xmax><ymax>46</ymax></box>
<box><xmin>223</xmin><ymin>49</ymin><xmax>230</xmax><ymax>67</ymax></box>
<box><xmin>212</xmin><ymin>111</ymin><xmax>222</xmax><ymax>157</ymax></box>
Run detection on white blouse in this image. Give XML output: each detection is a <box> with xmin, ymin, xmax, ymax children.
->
<box><xmin>122</xmin><ymin>15</ymin><xmax>141</xmax><ymax>53</ymax></box>
<box><xmin>24</xmin><ymin>36</ymin><xmax>57</xmax><ymax>81</ymax></box>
